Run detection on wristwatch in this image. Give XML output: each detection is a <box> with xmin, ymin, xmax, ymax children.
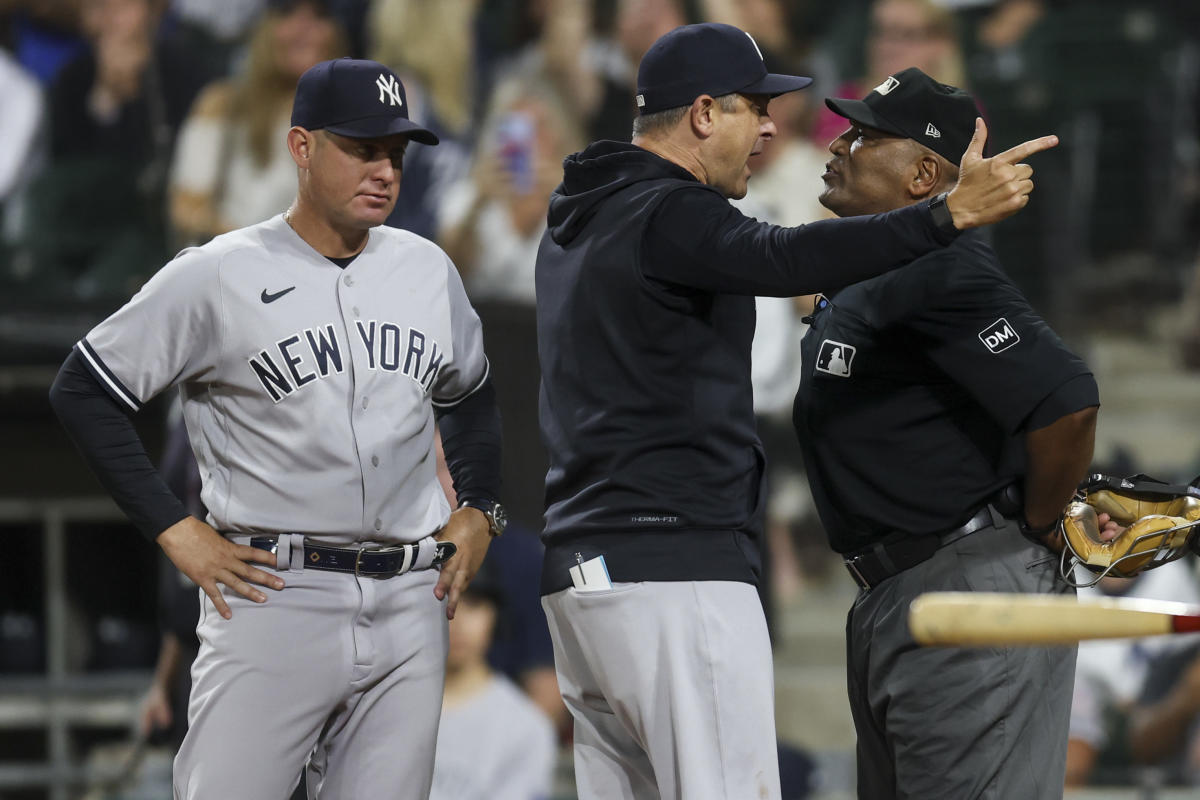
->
<box><xmin>459</xmin><ymin>499</ymin><xmax>507</xmax><ymax>537</ymax></box>
<box><xmin>927</xmin><ymin>191</ymin><xmax>958</xmax><ymax>236</ymax></box>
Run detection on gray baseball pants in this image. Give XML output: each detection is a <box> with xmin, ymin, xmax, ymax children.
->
<box><xmin>543</xmin><ymin>580</ymin><xmax>780</xmax><ymax>800</ymax></box>
<box><xmin>173</xmin><ymin>541</ymin><xmax>448</xmax><ymax>799</ymax></box>
<box><xmin>847</xmin><ymin>519</ymin><xmax>1077</xmax><ymax>799</ymax></box>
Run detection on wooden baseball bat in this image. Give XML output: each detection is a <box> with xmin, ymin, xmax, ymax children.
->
<box><xmin>909</xmin><ymin>592</ymin><xmax>1200</xmax><ymax>646</ymax></box>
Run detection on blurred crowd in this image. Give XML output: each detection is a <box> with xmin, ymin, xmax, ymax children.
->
<box><xmin>2</xmin><ymin>0</ymin><xmax>1200</xmax><ymax>797</ymax></box>
<box><xmin>0</xmin><ymin>0</ymin><xmax>1196</xmax><ymax>317</ymax></box>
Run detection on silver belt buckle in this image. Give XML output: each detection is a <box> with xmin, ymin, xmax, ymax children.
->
<box><xmin>355</xmin><ymin>545</ymin><xmax>411</xmax><ymax>579</ymax></box>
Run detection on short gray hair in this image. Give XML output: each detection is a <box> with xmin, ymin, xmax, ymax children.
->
<box><xmin>631</xmin><ymin>93</ymin><xmax>741</xmax><ymax>138</ymax></box>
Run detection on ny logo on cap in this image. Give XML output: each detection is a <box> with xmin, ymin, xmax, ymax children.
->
<box><xmin>925</xmin><ymin>123</ymin><xmax>941</xmax><ymax>138</ymax></box>
<box><xmin>376</xmin><ymin>73</ymin><xmax>403</xmax><ymax>107</ymax></box>
<box><xmin>874</xmin><ymin>76</ymin><xmax>900</xmax><ymax>95</ymax></box>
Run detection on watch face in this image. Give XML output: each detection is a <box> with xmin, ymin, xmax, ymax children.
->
<box><xmin>491</xmin><ymin>503</ymin><xmax>508</xmax><ymax>534</ymax></box>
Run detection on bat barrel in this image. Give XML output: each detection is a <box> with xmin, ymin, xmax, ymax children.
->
<box><xmin>909</xmin><ymin>592</ymin><xmax>1199</xmax><ymax>646</ymax></box>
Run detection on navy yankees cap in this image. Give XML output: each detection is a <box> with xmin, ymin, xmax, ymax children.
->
<box><xmin>291</xmin><ymin>58</ymin><xmax>439</xmax><ymax>145</ymax></box>
<box><xmin>635</xmin><ymin>23</ymin><xmax>812</xmax><ymax>115</ymax></box>
<box><xmin>825</xmin><ymin>67</ymin><xmax>980</xmax><ymax>164</ymax></box>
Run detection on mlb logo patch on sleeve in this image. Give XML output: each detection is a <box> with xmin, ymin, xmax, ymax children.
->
<box><xmin>978</xmin><ymin>318</ymin><xmax>1020</xmax><ymax>353</ymax></box>
<box><xmin>815</xmin><ymin>340</ymin><xmax>856</xmax><ymax>377</ymax></box>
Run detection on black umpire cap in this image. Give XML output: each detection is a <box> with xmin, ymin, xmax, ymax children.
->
<box><xmin>825</xmin><ymin>67</ymin><xmax>981</xmax><ymax>164</ymax></box>
<box><xmin>635</xmin><ymin>23</ymin><xmax>812</xmax><ymax>115</ymax></box>
<box><xmin>291</xmin><ymin>58</ymin><xmax>439</xmax><ymax>145</ymax></box>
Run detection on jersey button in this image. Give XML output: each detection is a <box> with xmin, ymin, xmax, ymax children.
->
<box><xmin>343</xmin><ymin>275</ymin><xmax>354</xmax><ymax>286</ymax></box>
<box><xmin>374</xmin><ymin>518</ymin><xmax>382</xmax><ymax>531</ymax></box>
<box><xmin>371</xmin><ymin>455</ymin><xmax>379</xmax><ymax>467</ymax></box>
<box><xmin>361</xmin><ymin>396</ymin><xmax>369</xmax><ymax>409</ymax></box>
<box><xmin>352</xmin><ymin>306</ymin><xmax>360</xmax><ymax>316</ymax></box>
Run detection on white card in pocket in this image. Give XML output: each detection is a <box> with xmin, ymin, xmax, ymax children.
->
<box><xmin>569</xmin><ymin>555</ymin><xmax>612</xmax><ymax>592</ymax></box>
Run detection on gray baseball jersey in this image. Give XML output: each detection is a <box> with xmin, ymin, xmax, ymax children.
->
<box><xmin>77</xmin><ymin>214</ymin><xmax>489</xmax><ymax>545</ymax></box>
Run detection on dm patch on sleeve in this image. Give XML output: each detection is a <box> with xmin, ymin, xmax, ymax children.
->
<box><xmin>978</xmin><ymin>318</ymin><xmax>1020</xmax><ymax>354</ymax></box>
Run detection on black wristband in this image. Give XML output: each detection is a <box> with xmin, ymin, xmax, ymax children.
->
<box><xmin>1019</xmin><ymin>515</ymin><xmax>1059</xmax><ymax>538</ymax></box>
<box><xmin>928</xmin><ymin>191</ymin><xmax>957</xmax><ymax>236</ymax></box>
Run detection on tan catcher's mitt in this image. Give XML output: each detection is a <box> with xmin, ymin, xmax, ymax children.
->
<box><xmin>1060</xmin><ymin>473</ymin><xmax>1200</xmax><ymax>587</ymax></box>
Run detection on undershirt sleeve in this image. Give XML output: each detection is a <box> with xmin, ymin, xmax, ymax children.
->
<box><xmin>49</xmin><ymin>349</ymin><xmax>189</xmax><ymax>541</ymax></box>
<box><xmin>434</xmin><ymin>373</ymin><xmax>502</xmax><ymax>507</ymax></box>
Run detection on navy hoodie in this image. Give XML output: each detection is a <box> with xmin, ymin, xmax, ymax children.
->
<box><xmin>535</xmin><ymin>140</ymin><xmax>957</xmax><ymax>594</ymax></box>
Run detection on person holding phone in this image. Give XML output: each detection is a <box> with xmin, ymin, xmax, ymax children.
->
<box><xmin>438</xmin><ymin>76</ymin><xmax>584</xmax><ymax>304</ymax></box>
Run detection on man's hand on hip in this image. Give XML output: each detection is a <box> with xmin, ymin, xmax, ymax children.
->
<box><xmin>434</xmin><ymin>507</ymin><xmax>493</xmax><ymax>620</ymax></box>
<box><xmin>156</xmin><ymin>517</ymin><xmax>284</xmax><ymax>620</ymax></box>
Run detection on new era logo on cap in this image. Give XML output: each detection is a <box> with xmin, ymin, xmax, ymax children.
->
<box><xmin>925</xmin><ymin>123</ymin><xmax>941</xmax><ymax>138</ymax></box>
<box><xmin>874</xmin><ymin>76</ymin><xmax>900</xmax><ymax>96</ymax></box>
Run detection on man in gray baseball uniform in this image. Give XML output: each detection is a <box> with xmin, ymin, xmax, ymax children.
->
<box><xmin>50</xmin><ymin>58</ymin><xmax>507</xmax><ymax>799</ymax></box>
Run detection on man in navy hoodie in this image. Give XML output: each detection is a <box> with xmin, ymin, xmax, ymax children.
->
<box><xmin>534</xmin><ymin>22</ymin><xmax>1058</xmax><ymax>800</ymax></box>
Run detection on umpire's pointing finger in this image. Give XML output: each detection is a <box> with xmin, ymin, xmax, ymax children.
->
<box><xmin>995</xmin><ymin>134</ymin><xmax>1059</xmax><ymax>165</ymax></box>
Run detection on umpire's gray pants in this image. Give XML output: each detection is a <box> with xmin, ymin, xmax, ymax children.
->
<box><xmin>848</xmin><ymin>518</ymin><xmax>1077</xmax><ymax>800</ymax></box>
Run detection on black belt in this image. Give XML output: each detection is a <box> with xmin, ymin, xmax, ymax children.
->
<box><xmin>843</xmin><ymin>505</ymin><xmax>1005</xmax><ymax>591</ymax></box>
<box><xmin>249</xmin><ymin>536</ymin><xmax>456</xmax><ymax>579</ymax></box>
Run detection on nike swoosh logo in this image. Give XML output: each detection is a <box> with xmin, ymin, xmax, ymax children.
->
<box><xmin>261</xmin><ymin>286</ymin><xmax>296</xmax><ymax>304</ymax></box>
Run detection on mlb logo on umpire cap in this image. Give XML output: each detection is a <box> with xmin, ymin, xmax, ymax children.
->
<box><xmin>291</xmin><ymin>58</ymin><xmax>439</xmax><ymax>145</ymax></box>
<box><xmin>978</xmin><ymin>318</ymin><xmax>1021</xmax><ymax>353</ymax></box>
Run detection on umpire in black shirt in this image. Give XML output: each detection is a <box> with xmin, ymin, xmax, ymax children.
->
<box><xmin>795</xmin><ymin>68</ymin><xmax>1099</xmax><ymax>798</ymax></box>
<box><xmin>536</xmin><ymin>22</ymin><xmax>1064</xmax><ymax>800</ymax></box>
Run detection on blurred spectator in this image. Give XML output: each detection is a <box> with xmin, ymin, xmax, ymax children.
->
<box><xmin>1129</xmin><ymin>628</ymin><xmax>1200</xmax><ymax>784</ymax></box>
<box><xmin>961</xmin><ymin>0</ymin><xmax>1064</xmax><ymax>312</ymax></box>
<box><xmin>964</xmin><ymin>2</ymin><xmax>1186</xmax><ymax>318</ymax></box>
<box><xmin>1176</xmin><ymin>249</ymin><xmax>1200</xmax><ymax>371</ymax></box>
<box><xmin>438</xmin><ymin>76</ymin><xmax>583</xmax><ymax>304</ymax></box>
<box><xmin>500</xmin><ymin>0</ymin><xmax>641</xmax><ymax>146</ymax></box>
<box><xmin>3</xmin><ymin>0</ymin><xmax>87</xmax><ymax>85</ymax></box>
<box><xmin>429</xmin><ymin>564</ymin><xmax>557</xmax><ymax>800</ymax></box>
<box><xmin>0</xmin><ymin>45</ymin><xmax>44</xmax><ymax>255</ymax></box>
<box><xmin>49</xmin><ymin>0</ymin><xmax>205</xmax><ymax>163</ymax></box>
<box><xmin>167</xmin><ymin>0</ymin><xmax>347</xmax><ymax>246</ymax></box>
<box><xmin>434</xmin><ymin>428</ymin><xmax>567</xmax><ymax>729</ymax></box>
<box><xmin>614</xmin><ymin>0</ymin><xmax>685</xmax><ymax>68</ymax></box>
<box><xmin>166</xmin><ymin>0</ymin><xmax>268</xmax><ymax>78</ymax></box>
<box><xmin>368</xmin><ymin>0</ymin><xmax>476</xmax><ymax>238</ymax></box>
<box><xmin>15</xmin><ymin>0</ymin><xmax>209</xmax><ymax>300</ymax></box>
<box><xmin>812</xmin><ymin>0</ymin><xmax>964</xmax><ymax>147</ymax></box>
<box><xmin>369</xmin><ymin>0</ymin><xmax>476</xmax><ymax>137</ymax></box>
<box><xmin>730</xmin><ymin>75</ymin><xmax>830</xmax><ymax>605</ymax></box>
<box><xmin>1067</xmin><ymin>561</ymin><xmax>1200</xmax><ymax>787</ymax></box>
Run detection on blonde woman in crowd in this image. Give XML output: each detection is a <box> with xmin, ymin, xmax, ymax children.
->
<box><xmin>438</xmin><ymin>77</ymin><xmax>584</xmax><ymax>304</ymax></box>
<box><xmin>168</xmin><ymin>0</ymin><xmax>346</xmax><ymax>246</ymax></box>
<box><xmin>367</xmin><ymin>0</ymin><xmax>478</xmax><ymax>238</ymax></box>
